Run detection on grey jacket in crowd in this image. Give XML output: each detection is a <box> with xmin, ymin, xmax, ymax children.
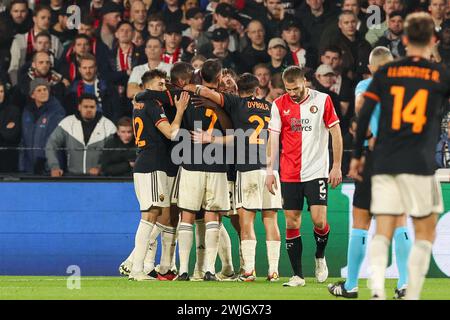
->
<box><xmin>46</xmin><ymin>114</ymin><xmax>116</xmax><ymax>175</ymax></box>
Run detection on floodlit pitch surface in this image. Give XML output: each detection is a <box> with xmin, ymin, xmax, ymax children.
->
<box><xmin>1</xmin><ymin>277</ymin><xmax>449</xmax><ymax>300</ymax></box>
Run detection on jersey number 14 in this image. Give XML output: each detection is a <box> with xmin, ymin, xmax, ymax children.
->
<box><xmin>391</xmin><ymin>86</ymin><xmax>428</xmax><ymax>134</ymax></box>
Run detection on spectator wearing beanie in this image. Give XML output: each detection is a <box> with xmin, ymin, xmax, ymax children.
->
<box><xmin>20</xmin><ymin>78</ymin><xmax>65</xmax><ymax>174</ymax></box>
<box><xmin>201</xmin><ymin>28</ymin><xmax>241</xmax><ymax>72</ymax></box>
<box><xmin>96</xmin><ymin>0</ymin><xmax>122</xmax><ymax>50</ymax></box>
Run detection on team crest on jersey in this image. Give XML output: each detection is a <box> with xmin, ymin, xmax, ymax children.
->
<box><xmin>310</xmin><ymin>106</ymin><xmax>318</xmax><ymax>114</ymax></box>
<box><xmin>159</xmin><ymin>194</ymin><xmax>165</xmax><ymax>201</ymax></box>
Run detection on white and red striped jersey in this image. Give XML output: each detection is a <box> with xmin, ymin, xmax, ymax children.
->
<box><xmin>269</xmin><ymin>89</ymin><xmax>340</xmax><ymax>183</ymax></box>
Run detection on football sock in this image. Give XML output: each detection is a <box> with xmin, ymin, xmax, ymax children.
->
<box><xmin>241</xmin><ymin>240</ymin><xmax>257</xmax><ymax>274</ymax></box>
<box><xmin>131</xmin><ymin>220</ymin><xmax>154</xmax><ymax>274</ymax></box>
<box><xmin>286</xmin><ymin>229</ymin><xmax>303</xmax><ymax>278</ymax></box>
<box><xmin>178</xmin><ymin>222</ymin><xmax>194</xmax><ymax>275</ymax></box>
<box><xmin>125</xmin><ymin>249</ymin><xmax>134</xmax><ymax>264</ymax></box>
<box><xmin>394</xmin><ymin>226</ymin><xmax>412</xmax><ymax>289</ymax></box>
<box><xmin>159</xmin><ymin>225</ymin><xmax>177</xmax><ymax>275</ymax></box>
<box><xmin>369</xmin><ymin>234</ymin><xmax>390</xmax><ymax>298</ymax></box>
<box><xmin>344</xmin><ymin>228</ymin><xmax>368</xmax><ymax>291</ymax></box>
<box><xmin>406</xmin><ymin>240</ymin><xmax>432</xmax><ymax>300</ymax></box>
<box><xmin>143</xmin><ymin>222</ymin><xmax>162</xmax><ymax>272</ymax></box>
<box><xmin>266</xmin><ymin>240</ymin><xmax>281</xmax><ymax>275</ymax></box>
<box><xmin>314</xmin><ymin>223</ymin><xmax>330</xmax><ymax>259</ymax></box>
<box><xmin>194</xmin><ymin>218</ymin><xmax>206</xmax><ymax>273</ymax></box>
<box><xmin>218</xmin><ymin>224</ymin><xmax>234</xmax><ymax>274</ymax></box>
<box><xmin>205</xmin><ymin>221</ymin><xmax>220</xmax><ymax>274</ymax></box>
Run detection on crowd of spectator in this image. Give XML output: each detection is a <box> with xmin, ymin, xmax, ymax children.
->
<box><xmin>0</xmin><ymin>0</ymin><xmax>449</xmax><ymax>176</ymax></box>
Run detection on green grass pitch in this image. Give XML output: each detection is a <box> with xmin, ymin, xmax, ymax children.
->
<box><xmin>1</xmin><ymin>276</ymin><xmax>449</xmax><ymax>300</ymax></box>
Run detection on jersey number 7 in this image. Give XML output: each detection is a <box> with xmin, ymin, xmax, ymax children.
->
<box><xmin>391</xmin><ymin>86</ymin><xmax>428</xmax><ymax>134</ymax></box>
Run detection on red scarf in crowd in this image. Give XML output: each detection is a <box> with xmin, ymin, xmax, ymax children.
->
<box><xmin>161</xmin><ymin>48</ymin><xmax>181</xmax><ymax>65</ymax></box>
<box><xmin>117</xmin><ymin>46</ymin><xmax>133</xmax><ymax>72</ymax></box>
<box><xmin>26</xmin><ymin>29</ymin><xmax>36</xmax><ymax>58</ymax></box>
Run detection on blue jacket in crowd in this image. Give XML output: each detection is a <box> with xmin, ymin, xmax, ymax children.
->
<box><xmin>19</xmin><ymin>96</ymin><xmax>65</xmax><ymax>174</ymax></box>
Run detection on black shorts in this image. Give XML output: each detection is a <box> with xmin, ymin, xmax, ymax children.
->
<box><xmin>353</xmin><ymin>150</ymin><xmax>373</xmax><ymax>210</ymax></box>
<box><xmin>281</xmin><ymin>178</ymin><xmax>328</xmax><ymax>211</ymax></box>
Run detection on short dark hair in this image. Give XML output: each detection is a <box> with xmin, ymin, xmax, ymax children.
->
<box><xmin>404</xmin><ymin>12</ymin><xmax>435</xmax><ymax>47</ymax></box>
<box><xmin>171</xmin><ymin>61</ymin><xmax>195</xmax><ymax>84</ymax></box>
<box><xmin>148</xmin><ymin>13</ymin><xmax>164</xmax><ymax>23</ymax></box>
<box><xmin>35</xmin><ymin>31</ymin><xmax>51</xmax><ymax>41</ymax></box>
<box><xmin>80</xmin><ymin>14</ymin><xmax>95</xmax><ymax>26</ymax></box>
<box><xmin>145</xmin><ymin>36</ymin><xmax>163</xmax><ymax>48</ymax></box>
<box><xmin>9</xmin><ymin>0</ymin><xmax>28</xmax><ymax>10</ymax></box>
<box><xmin>74</xmin><ymin>33</ymin><xmax>91</xmax><ymax>44</ymax></box>
<box><xmin>117</xmin><ymin>116</ymin><xmax>132</xmax><ymax>127</ymax></box>
<box><xmin>33</xmin><ymin>5</ymin><xmax>51</xmax><ymax>16</ymax></box>
<box><xmin>253</xmin><ymin>63</ymin><xmax>271</xmax><ymax>74</ymax></box>
<box><xmin>282</xmin><ymin>66</ymin><xmax>306</xmax><ymax>83</ymax></box>
<box><xmin>321</xmin><ymin>45</ymin><xmax>342</xmax><ymax>57</ymax></box>
<box><xmin>79</xmin><ymin>53</ymin><xmax>97</xmax><ymax>64</ymax></box>
<box><xmin>270</xmin><ymin>73</ymin><xmax>284</xmax><ymax>90</ymax></box>
<box><xmin>141</xmin><ymin>69</ymin><xmax>167</xmax><ymax>84</ymax></box>
<box><xmin>78</xmin><ymin>93</ymin><xmax>97</xmax><ymax>105</ymax></box>
<box><xmin>237</xmin><ymin>73</ymin><xmax>260</xmax><ymax>94</ymax></box>
<box><xmin>201</xmin><ymin>59</ymin><xmax>222</xmax><ymax>83</ymax></box>
<box><xmin>116</xmin><ymin>20</ymin><xmax>135</xmax><ymax>31</ymax></box>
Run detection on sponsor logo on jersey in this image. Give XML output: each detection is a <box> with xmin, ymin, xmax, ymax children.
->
<box><xmin>283</xmin><ymin>109</ymin><xmax>291</xmax><ymax>116</ymax></box>
<box><xmin>290</xmin><ymin>118</ymin><xmax>312</xmax><ymax>132</ymax></box>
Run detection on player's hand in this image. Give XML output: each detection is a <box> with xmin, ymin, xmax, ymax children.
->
<box><xmin>190</xmin><ymin>129</ymin><xmax>213</xmax><ymax>144</ymax></box>
<box><xmin>265</xmin><ymin>173</ymin><xmax>278</xmax><ymax>195</ymax></box>
<box><xmin>348</xmin><ymin>158</ymin><xmax>365</xmax><ymax>182</ymax></box>
<box><xmin>174</xmin><ymin>91</ymin><xmax>190</xmax><ymax>112</ymax></box>
<box><xmin>328</xmin><ymin>165</ymin><xmax>342</xmax><ymax>189</ymax></box>
<box><xmin>51</xmin><ymin>168</ymin><xmax>63</xmax><ymax>177</ymax></box>
<box><xmin>191</xmin><ymin>96</ymin><xmax>219</xmax><ymax>109</ymax></box>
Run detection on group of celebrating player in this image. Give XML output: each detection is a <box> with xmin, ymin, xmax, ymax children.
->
<box><xmin>118</xmin><ymin>11</ymin><xmax>449</xmax><ymax>300</ymax></box>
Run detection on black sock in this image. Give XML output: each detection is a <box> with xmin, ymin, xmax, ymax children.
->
<box><xmin>286</xmin><ymin>236</ymin><xmax>303</xmax><ymax>278</ymax></box>
<box><xmin>314</xmin><ymin>227</ymin><xmax>330</xmax><ymax>259</ymax></box>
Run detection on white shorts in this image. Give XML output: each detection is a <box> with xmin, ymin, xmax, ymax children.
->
<box><xmin>175</xmin><ymin>167</ymin><xmax>230</xmax><ymax>212</ymax></box>
<box><xmin>235</xmin><ymin>170</ymin><xmax>283</xmax><ymax>211</ymax></box>
<box><xmin>371</xmin><ymin>174</ymin><xmax>443</xmax><ymax>218</ymax></box>
<box><xmin>133</xmin><ymin>171</ymin><xmax>175</xmax><ymax>211</ymax></box>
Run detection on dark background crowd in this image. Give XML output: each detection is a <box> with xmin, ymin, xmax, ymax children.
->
<box><xmin>0</xmin><ymin>0</ymin><xmax>450</xmax><ymax>177</ymax></box>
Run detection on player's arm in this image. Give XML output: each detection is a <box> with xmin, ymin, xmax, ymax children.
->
<box><xmin>265</xmin><ymin>102</ymin><xmax>282</xmax><ymax>195</ymax></box>
<box><xmin>184</xmin><ymin>84</ymin><xmax>223</xmax><ymax>106</ymax></box>
<box><xmin>156</xmin><ymin>92</ymin><xmax>190</xmax><ymax>140</ymax></box>
<box><xmin>135</xmin><ymin>89</ymin><xmax>175</xmax><ymax>106</ymax></box>
<box><xmin>191</xmin><ymin>130</ymin><xmax>234</xmax><ymax>145</ymax></box>
<box><xmin>329</xmin><ymin>124</ymin><xmax>343</xmax><ymax>188</ymax></box>
<box><xmin>355</xmin><ymin>93</ymin><xmax>365</xmax><ymax>115</ymax></box>
<box><xmin>127</xmin><ymin>83</ymin><xmax>141</xmax><ymax>99</ymax></box>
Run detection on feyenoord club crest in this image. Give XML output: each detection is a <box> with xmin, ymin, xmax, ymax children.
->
<box><xmin>310</xmin><ymin>105</ymin><xmax>318</xmax><ymax>114</ymax></box>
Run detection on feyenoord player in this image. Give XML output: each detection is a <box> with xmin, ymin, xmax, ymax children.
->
<box><xmin>266</xmin><ymin>66</ymin><xmax>343</xmax><ymax>287</ymax></box>
<box><xmin>129</xmin><ymin>70</ymin><xmax>190</xmax><ymax>281</ymax></box>
<box><xmin>189</xmin><ymin>73</ymin><xmax>283</xmax><ymax>282</ymax></box>
<box><xmin>328</xmin><ymin>47</ymin><xmax>412</xmax><ymax>299</ymax></box>
<box><xmin>350</xmin><ymin>12</ymin><xmax>450</xmax><ymax>300</ymax></box>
